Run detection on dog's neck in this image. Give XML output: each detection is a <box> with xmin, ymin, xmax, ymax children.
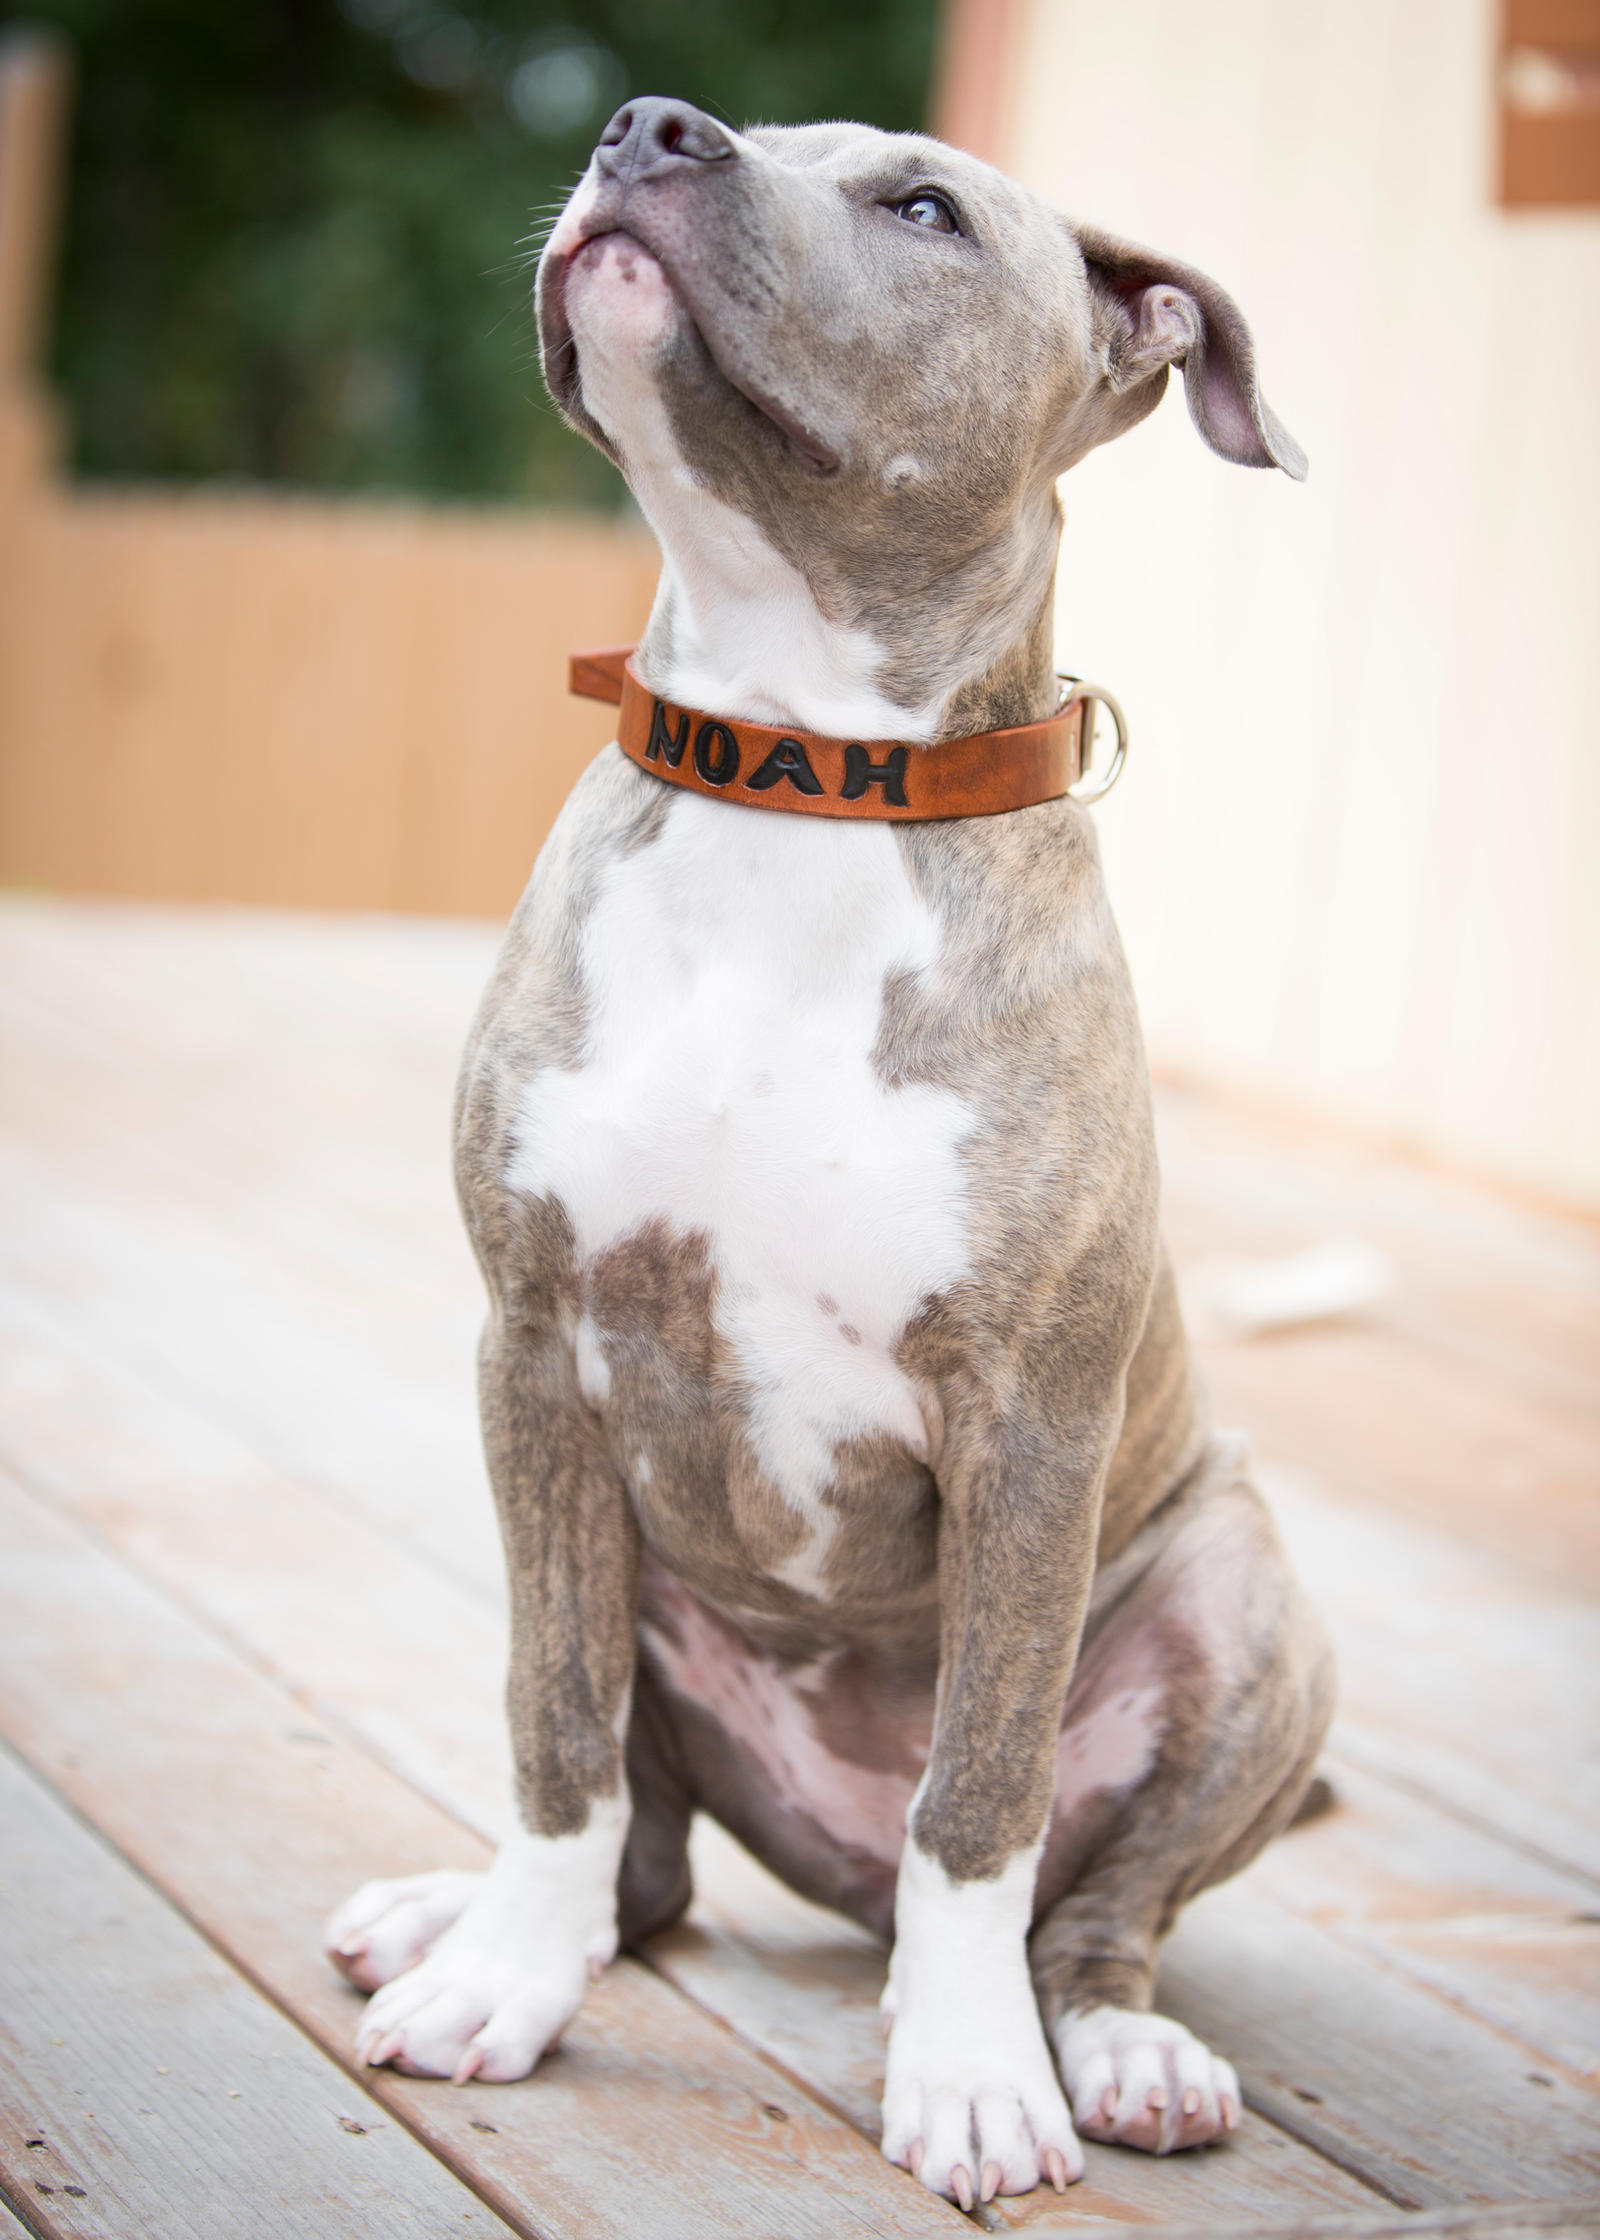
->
<box><xmin>637</xmin><ymin>495</ymin><xmax>937</xmax><ymax>743</ymax></box>
<box><xmin>569</xmin><ymin>256</ymin><xmax>1066</xmax><ymax>749</ymax></box>
<box><xmin>614</xmin><ymin>406</ymin><xmax>1063</xmax><ymax>747</ymax></box>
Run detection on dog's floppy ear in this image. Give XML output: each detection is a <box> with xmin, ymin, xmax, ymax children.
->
<box><xmin>1074</xmin><ymin>223</ymin><xmax>1307</xmax><ymax>479</ymax></box>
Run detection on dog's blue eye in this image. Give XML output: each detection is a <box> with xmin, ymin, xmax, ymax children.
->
<box><xmin>895</xmin><ymin>193</ymin><xmax>959</xmax><ymax>235</ymax></box>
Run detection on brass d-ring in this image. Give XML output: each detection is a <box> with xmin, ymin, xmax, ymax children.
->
<box><xmin>1059</xmin><ymin>678</ymin><xmax>1129</xmax><ymax>804</ymax></box>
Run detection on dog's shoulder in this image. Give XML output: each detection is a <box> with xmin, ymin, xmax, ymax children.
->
<box><xmin>888</xmin><ymin>800</ymin><xmax>1161</xmax><ymax>1394</ymax></box>
<box><xmin>884</xmin><ymin>796</ymin><xmax>1144</xmax><ymax>1108</ymax></box>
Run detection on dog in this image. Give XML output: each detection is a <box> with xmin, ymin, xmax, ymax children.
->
<box><xmin>324</xmin><ymin>97</ymin><xmax>1334</xmax><ymax>2208</ymax></box>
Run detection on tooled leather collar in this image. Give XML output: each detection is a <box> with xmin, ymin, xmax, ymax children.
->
<box><xmin>569</xmin><ymin>646</ymin><xmax>1127</xmax><ymax>821</ymax></box>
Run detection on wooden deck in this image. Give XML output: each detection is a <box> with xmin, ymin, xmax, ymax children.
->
<box><xmin>0</xmin><ymin>895</ymin><xmax>1596</xmax><ymax>2240</ymax></box>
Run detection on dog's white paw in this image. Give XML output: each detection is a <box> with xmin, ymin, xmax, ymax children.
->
<box><xmin>352</xmin><ymin>1910</ymin><xmax>593</xmax><ymax>2083</ymax></box>
<box><xmin>881</xmin><ymin>2004</ymin><xmax>1083</xmax><ymax>2205</ymax></box>
<box><xmin>345</xmin><ymin>1806</ymin><xmax>627</xmax><ymax>2085</ymax></box>
<box><xmin>1053</xmin><ymin>2006</ymin><xmax>1240</xmax><ymax>2153</ymax></box>
<box><xmin>325</xmin><ymin>1869</ymin><xmax>482</xmax><ymax>1993</ymax></box>
<box><xmin>879</xmin><ymin>1841</ymin><xmax>1081</xmax><ymax>2204</ymax></box>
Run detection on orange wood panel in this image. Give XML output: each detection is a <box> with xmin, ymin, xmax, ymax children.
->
<box><xmin>1500</xmin><ymin>0</ymin><xmax>1600</xmax><ymax>207</ymax></box>
<box><xmin>1502</xmin><ymin>110</ymin><xmax>1600</xmax><ymax>204</ymax></box>
<box><xmin>0</xmin><ymin>483</ymin><xmax>658</xmax><ymax>916</ymax></box>
<box><xmin>1505</xmin><ymin>0</ymin><xmax>1600</xmax><ymax>43</ymax></box>
<box><xmin>929</xmin><ymin>0</ymin><xmax>1024</xmax><ymax>160</ymax></box>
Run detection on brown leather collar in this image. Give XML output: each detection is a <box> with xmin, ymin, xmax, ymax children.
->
<box><xmin>568</xmin><ymin>645</ymin><xmax>1127</xmax><ymax>822</ymax></box>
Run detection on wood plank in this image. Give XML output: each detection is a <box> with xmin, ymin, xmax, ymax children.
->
<box><xmin>1153</xmin><ymin>1082</ymin><xmax>1600</xmax><ymax>1596</ymax></box>
<box><xmin>0</xmin><ymin>1084</ymin><xmax>503</xmax><ymax>1606</ymax></box>
<box><xmin>0</xmin><ymin>2196</ymin><xmax>44</xmax><ymax>2239</ymax></box>
<box><xmin>1144</xmin><ymin>2201</ymin><xmax>1600</xmax><ymax>2240</ymax></box>
<box><xmin>0</xmin><ymin>1739</ymin><xmax>519</xmax><ymax>2240</ymax></box>
<box><xmin>1155</xmin><ymin>1883</ymin><xmax>1600</xmax><ymax>2211</ymax></box>
<box><xmin>1262</xmin><ymin>1464</ymin><xmax>1600</xmax><ymax>1887</ymax></box>
<box><xmin>0</xmin><ymin>486</ymin><xmax>657</xmax><ymax>916</ymax></box>
<box><xmin>0</xmin><ymin>903</ymin><xmax>490</xmax><ymax>1316</ymax></box>
<box><xmin>0</xmin><ymin>1469</ymin><xmax>966</xmax><ymax>2240</ymax></box>
<box><xmin>1203</xmin><ymin>1328</ymin><xmax>1600</xmax><ymax>1605</ymax></box>
<box><xmin>1241</xmin><ymin>1755</ymin><xmax>1600</xmax><ymax>2080</ymax></box>
<box><xmin>1154</xmin><ymin>1080</ymin><xmax>1600</xmax><ymax>1405</ymax></box>
<box><xmin>0</xmin><ymin>1282</ymin><xmax>513</xmax><ymax>1841</ymax></box>
<box><xmin>0</xmin><ymin>902</ymin><xmax>505</xmax><ymax>1603</ymax></box>
<box><xmin>9</xmin><ymin>899</ymin><xmax>1597</xmax><ymax>1825</ymax></box>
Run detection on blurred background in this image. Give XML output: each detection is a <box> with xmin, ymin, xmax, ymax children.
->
<box><xmin>1</xmin><ymin>0</ymin><xmax>1597</xmax><ymax>1207</ymax></box>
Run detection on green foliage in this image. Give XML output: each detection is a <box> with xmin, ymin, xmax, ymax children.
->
<box><xmin>3</xmin><ymin>0</ymin><xmax>938</xmax><ymax>504</ymax></box>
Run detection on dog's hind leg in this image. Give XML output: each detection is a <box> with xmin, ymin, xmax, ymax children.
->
<box><xmin>617</xmin><ymin>1654</ymin><xmax>695</xmax><ymax>1947</ymax></box>
<box><xmin>1029</xmin><ymin>1448</ymin><xmax>1334</xmax><ymax>2154</ymax></box>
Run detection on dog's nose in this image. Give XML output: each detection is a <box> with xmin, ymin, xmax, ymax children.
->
<box><xmin>595</xmin><ymin>97</ymin><xmax>733</xmax><ymax>182</ymax></box>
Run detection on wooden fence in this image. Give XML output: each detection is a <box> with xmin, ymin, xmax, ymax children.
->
<box><xmin>0</xmin><ymin>479</ymin><xmax>657</xmax><ymax>916</ymax></box>
<box><xmin>0</xmin><ymin>34</ymin><xmax>658</xmax><ymax>920</ymax></box>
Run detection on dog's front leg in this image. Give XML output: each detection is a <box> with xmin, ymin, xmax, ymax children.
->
<box><xmin>881</xmin><ymin>1405</ymin><xmax>1116</xmax><ymax>2205</ymax></box>
<box><xmin>341</xmin><ymin>1318</ymin><xmax>640</xmax><ymax>2083</ymax></box>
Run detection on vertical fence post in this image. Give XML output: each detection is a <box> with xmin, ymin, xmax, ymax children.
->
<box><xmin>928</xmin><ymin>0</ymin><xmax>1023</xmax><ymax>161</ymax></box>
<box><xmin>0</xmin><ymin>28</ymin><xmax>70</xmax><ymax>495</ymax></box>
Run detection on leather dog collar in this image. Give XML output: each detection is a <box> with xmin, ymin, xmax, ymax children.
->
<box><xmin>568</xmin><ymin>645</ymin><xmax>1127</xmax><ymax>821</ymax></box>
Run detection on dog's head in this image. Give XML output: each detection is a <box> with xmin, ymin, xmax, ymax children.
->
<box><xmin>537</xmin><ymin>100</ymin><xmax>1303</xmax><ymax>725</ymax></box>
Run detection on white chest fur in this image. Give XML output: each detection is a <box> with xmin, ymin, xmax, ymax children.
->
<box><xmin>506</xmin><ymin>795</ymin><xmax>974</xmax><ymax>1590</ymax></box>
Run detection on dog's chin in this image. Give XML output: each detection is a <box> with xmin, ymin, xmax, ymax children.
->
<box><xmin>545</xmin><ymin>231</ymin><xmax>838</xmax><ymax>477</ymax></box>
<box><xmin>561</xmin><ymin>234</ymin><xmax>680</xmax><ymax>367</ymax></box>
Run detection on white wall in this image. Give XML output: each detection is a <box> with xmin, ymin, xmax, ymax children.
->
<box><xmin>1000</xmin><ymin>0</ymin><xmax>1600</xmax><ymax>1205</ymax></box>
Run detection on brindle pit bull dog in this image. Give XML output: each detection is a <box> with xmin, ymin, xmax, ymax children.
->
<box><xmin>325</xmin><ymin>97</ymin><xmax>1335</xmax><ymax>2208</ymax></box>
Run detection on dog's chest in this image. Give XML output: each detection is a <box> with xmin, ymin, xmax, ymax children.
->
<box><xmin>506</xmin><ymin>796</ymin><xmax>974</xmax><ymax>1578</ymax></box>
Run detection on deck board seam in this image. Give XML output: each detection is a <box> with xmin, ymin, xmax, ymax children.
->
<box><xmin>0</xmin><ymin>1719</ymin><xmax>552</xmax><ymax>2240</ymax></box>
<box><xmin>1323</xmin><ymin>1735</ymin><xmax>1600</xmax><ymax>1899</ymax></box>
<box><xmin>0</xmin><ymin>2174</ymin><xmax>49</xmax><ymax>2240</ymax></box>
<box><xmin>0</xmin><ymin>1425</ymin><xmax>506</xmax><ymax>1842</ymax></box>
<box><xmin>0</xmin><ymin>1224</ymin><xmax>504</xmax><ymax>1613</ymax></box>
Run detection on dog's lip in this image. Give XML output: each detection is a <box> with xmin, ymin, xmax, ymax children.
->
<box><xmin>547</xmin><ymin>222</ymin><xmax>839</xmax><ymax>476</ymax></box>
